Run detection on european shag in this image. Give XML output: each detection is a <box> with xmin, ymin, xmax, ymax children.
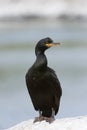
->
<box><xmin>25</xmin><ymin>37</ymin><xmax>62</xmax><ymax>123</ymax></box>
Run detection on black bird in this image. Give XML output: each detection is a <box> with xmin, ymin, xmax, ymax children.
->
<box><xmin>25</xmin><ymin>37</ymin><xmax>62</xmax><ymax>123</ymax></box>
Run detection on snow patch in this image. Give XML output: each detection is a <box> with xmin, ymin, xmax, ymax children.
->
<box><xmin>5</xmin><ymin>115</ymin><xmax>87</xmax><ymax>130</ymax></box>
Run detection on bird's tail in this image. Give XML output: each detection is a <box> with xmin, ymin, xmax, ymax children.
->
<box><xmin>42</xmin><ymin>109</ymin><xmax>52</xmax><ymax>117</ymax></box>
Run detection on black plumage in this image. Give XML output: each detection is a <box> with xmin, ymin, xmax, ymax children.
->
<box><xmin>25</xmin><ymin>37</ymin><xmax>62</xmax><ymax>122</ymax></box>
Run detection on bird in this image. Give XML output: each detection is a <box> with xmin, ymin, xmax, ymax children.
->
<box><xmin>25</xmin><ymin>37</ymin><xmax>62</xmax><ymax>123</ymax></box>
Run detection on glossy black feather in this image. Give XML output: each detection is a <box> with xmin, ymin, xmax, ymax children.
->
<box><xmin>25</xmin><ymin>37</ymin><xmax>62</xmax><ymax>117</ymax></box>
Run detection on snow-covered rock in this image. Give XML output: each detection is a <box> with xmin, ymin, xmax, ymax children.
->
<box><xmin>6</xmin><ymin>115</ymin><xmax>87</xmax><ymax>130</ymax></box>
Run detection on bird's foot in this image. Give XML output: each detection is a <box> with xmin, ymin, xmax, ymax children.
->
<box><xmin>34</xmin><ymin>116</ymin><xmax>55</xmax><ymax>123</ymax></box>
<box><xmin>42</xmin><ymin>116</ymin><xmax>55</xmax><ymax>123</ymax></box>
<box><xmin>33</xmin><ymin>116</ymin><xmax>44</xmax><ymax>123</ymax></box>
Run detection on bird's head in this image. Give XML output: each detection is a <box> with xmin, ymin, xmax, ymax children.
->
<box><xmin>35</xmin><ymin>37</ymin><xmax>60</xmax><ymax>55</ymax></box>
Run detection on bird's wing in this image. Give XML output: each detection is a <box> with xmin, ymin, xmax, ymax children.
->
<box><xmin>45</xmin><ymin>67</ymin><xmax>62</xmax><ymax>112</ymax></box>
<box><xmin>46</xmin><ymin>67</ymin><xmax>62</xmax><ymax>97</ymax></box>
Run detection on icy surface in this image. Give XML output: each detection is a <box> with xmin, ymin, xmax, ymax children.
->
<box><xmin>6</xmin><ymin>115</ymin><xmax>87</xmax><ymax>130</ymax></box>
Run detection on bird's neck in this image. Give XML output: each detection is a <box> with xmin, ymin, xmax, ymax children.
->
<box><xmin>34</xmin><ymin>52</ymin><xmax>47</xmax><ymax>69</ymax></box>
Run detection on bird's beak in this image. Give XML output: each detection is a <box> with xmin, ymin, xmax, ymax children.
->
<box><xmin>46</xmin><ymin>42</ymin><xmax>60</xmax><ymax>47</ymax></box>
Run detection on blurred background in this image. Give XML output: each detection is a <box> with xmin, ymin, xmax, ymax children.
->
<box><xmin>0</xmin><ymin>0</ymin><xmax>87</xmax><ymax>129</ymax></box>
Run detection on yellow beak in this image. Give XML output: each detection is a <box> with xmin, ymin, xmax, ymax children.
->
<box><xmin>46</xmin><ymin>42</ymin><xmax>60</xmax><ymax>47</ymax></box>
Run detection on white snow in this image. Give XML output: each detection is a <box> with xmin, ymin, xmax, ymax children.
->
<box><xmin>5</xmin><ymin>115</ymin><xmax>87</xmax><ymax>130</ymax></box>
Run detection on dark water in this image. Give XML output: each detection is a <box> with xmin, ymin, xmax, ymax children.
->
<box><xmin>0</xmin><ymin>20</ymin><xmax>87</xmax><ymax>129</ymax></box>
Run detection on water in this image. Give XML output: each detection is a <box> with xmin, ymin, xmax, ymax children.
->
<box><xmin>0</xmin><ymin>19</ymin><xmax>87</xmax><ymax>129</ymax></box>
